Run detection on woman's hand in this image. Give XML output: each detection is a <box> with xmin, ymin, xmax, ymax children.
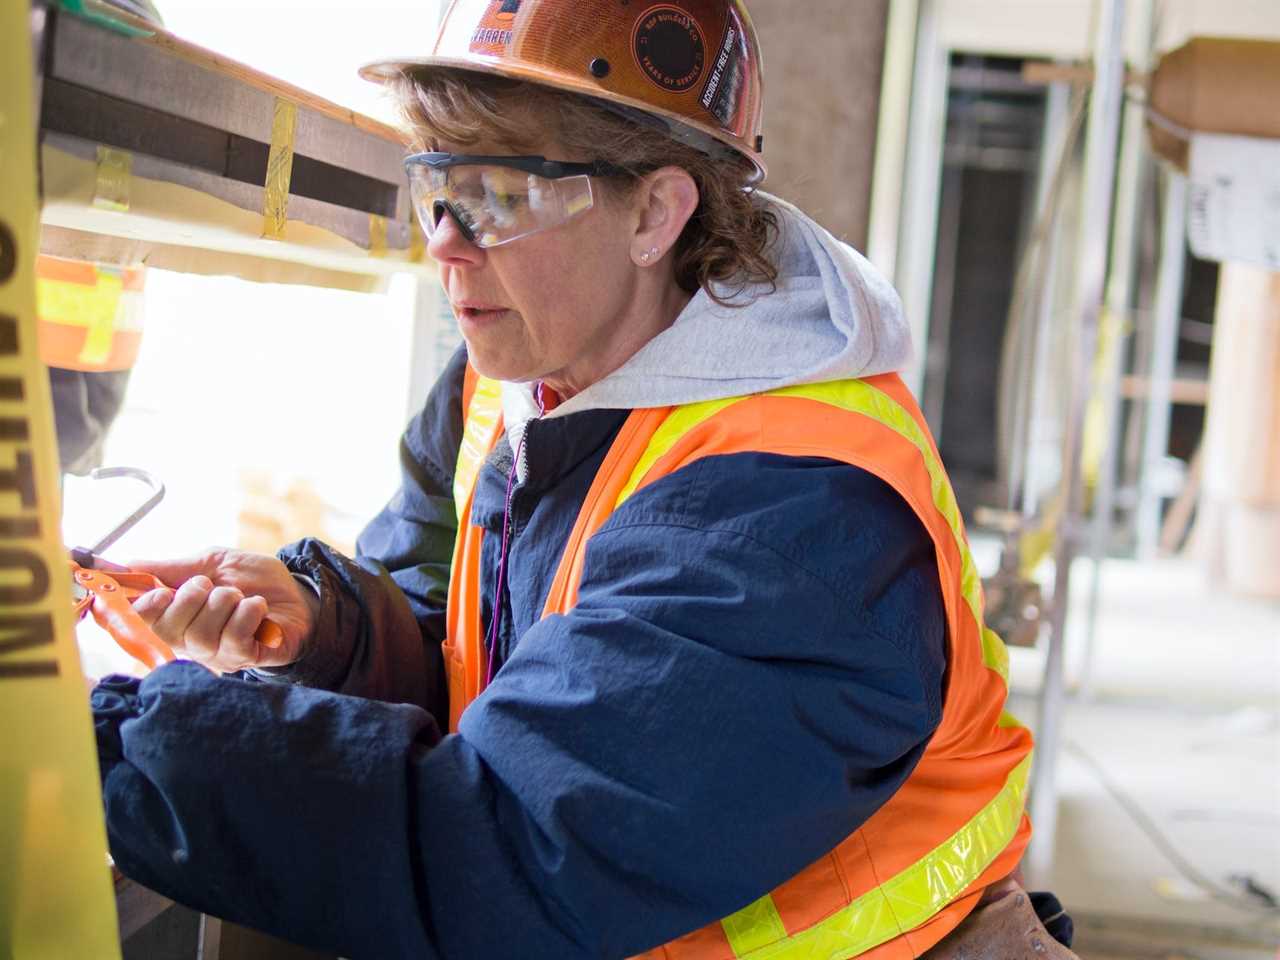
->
<box><xmin>125</xmin><ymin>548</ymin><xmax>319</xmax><ymax>672</ymax></box>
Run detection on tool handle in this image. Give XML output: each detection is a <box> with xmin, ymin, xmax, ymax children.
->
<box><xmin>76</xmin><ymin>566</ymin><xmax>286</xmax><ymax>665</ymax></box>
<box><xmin>255</xmin><ymin>619</ymin><xmax>285</xmax><ymax>650</ymax></box>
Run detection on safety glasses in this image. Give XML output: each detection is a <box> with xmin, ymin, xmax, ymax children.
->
<box><xmin>403</xmin><ymin>153</ymin><xmax>625</xmax><ymax>249</ymax></box>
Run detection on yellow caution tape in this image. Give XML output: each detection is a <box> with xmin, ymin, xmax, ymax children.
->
<box><xmin>369</xmin><ymin>214</ymin><xmax>389</xmax><ymax>258</ymax></box>
<box><xmin>262</xmin><ymin>98</ymin><xmax>298</xmax><ymax>240</ymax></box>
<box><xmin>93</xmin><ymin>146</ymin><xmax>132</xmax><ymax>212</ymax></box>
<box><xmin>0</xmin><ymin>3</ymin><xmax>123</xmax><ymax>955</ymax></box>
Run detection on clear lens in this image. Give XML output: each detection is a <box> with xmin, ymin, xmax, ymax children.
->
<box><xmin>407</xmin><ymin>164</ymin><xmax>596</xmax><ymax>248</ymax></box>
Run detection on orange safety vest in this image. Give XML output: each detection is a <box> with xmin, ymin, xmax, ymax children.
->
<box><xmin>444</xmin><ymin>365</ymin><xmax>1034</xmax><ymax>959</ymax></box>
<box><xmin>35</xmin><ymin>255</ymin><xmax>145</xmax><ymax>372</ymax></box>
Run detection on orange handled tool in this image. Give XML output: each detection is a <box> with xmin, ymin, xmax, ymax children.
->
<box><xmin>68</xmin><ymin>466</ymin><xmax>284</xmax><ymax>670</ymax></box>
<box><xmin>72</xmin><ymin>562</ymin><xmax>285</xmax><ymax>670</ymax></box>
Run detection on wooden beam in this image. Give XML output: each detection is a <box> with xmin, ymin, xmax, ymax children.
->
<box><xmin>1021</xmin><ymin>61</ymin><xmax>1146</xmax><ymax>88</ymax></box>
<box><xmin>1120</xmin><ymin>374</ymin><xmax>1210</xmax><ymax>406</ymax></box>
<box><xmin>52</xmin><ymin>1</ymin><xmax>404</xmax><ymax>145</ymax></box>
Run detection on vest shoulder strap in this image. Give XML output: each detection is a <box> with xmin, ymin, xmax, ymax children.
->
<box><xmin>453</xmin><ymin>366</ymin><xmax>504</xmax><ymax>521</ymax></box>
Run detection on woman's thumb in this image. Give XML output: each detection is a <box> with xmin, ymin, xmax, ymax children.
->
<box><xmin>126</xmin><ymin>551</ymin><xmax>222</xmax><ymax>588</ymax></box>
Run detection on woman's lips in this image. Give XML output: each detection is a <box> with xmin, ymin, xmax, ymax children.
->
<box><xmin>454</xmin><ymin>302</ymin><xmax>510</xmax><ymax>325</ymax></box>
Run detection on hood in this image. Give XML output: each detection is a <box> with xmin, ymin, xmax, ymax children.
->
<box><xmin>500</xmin><ymin>193</ymin><xmax>913</xmax><ymax>467</ymax></box>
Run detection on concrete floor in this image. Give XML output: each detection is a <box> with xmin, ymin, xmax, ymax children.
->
<box><xmin>1000</xmin><ymin>550</ymin><xmax>1280</xmax><ymax>958</ymax></box>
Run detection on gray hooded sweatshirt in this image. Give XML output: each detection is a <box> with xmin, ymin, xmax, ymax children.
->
<box><xmin>501</xmin><ymin>194</ymin><xmax>915</xmax><ymax>474</ymax></box>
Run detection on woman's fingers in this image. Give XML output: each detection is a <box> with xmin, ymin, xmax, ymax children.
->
<box><xmin>216</xmin><ymin>595</ymin><xmax>270</xmax><ymax>670</ymax></box>
<box><xmin>147</xmin><ymin>575</ymin><xmax>214</xmax><ymax>656</ymax></box>
<box><xmin>131</xmin><ymin>579</ymin><xmax>274</xmax><ymax>671</ymax></box>
<box><xmin>185</xmin><ymin>585</ymin><xmax>245</xmax><ymax>661</ymax></box>
<box><xmin>132</xmin><ymin>586</ymin><xmax>175</xmax><ymax>625</ymax></box>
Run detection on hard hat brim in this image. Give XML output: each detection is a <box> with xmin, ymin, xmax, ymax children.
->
<box><xmin>360</xmin><ymin>55</ymin><xmax>767</xmax><ymax>184</ymax></box>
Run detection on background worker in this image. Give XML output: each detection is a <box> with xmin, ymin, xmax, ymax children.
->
<box><xmin>91</xmin><ymin>1</ymin><xmax>1076</xmax><ymax>956</ymax></box>
<box><xmin>37</xmin><ymin>0</ymin><xmax>162</xmax><ymax>477</ymax></box>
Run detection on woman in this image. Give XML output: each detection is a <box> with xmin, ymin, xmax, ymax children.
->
<box><xmin>93</xmin><ymin>1</ymin><xmax>1076</xmax><ymax>957</ymax></box>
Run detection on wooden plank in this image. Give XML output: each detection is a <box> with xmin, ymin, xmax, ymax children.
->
<box><xmin>42</xmin><ymin>132</ymin><xmax>406</xmax><ymax>253</ymax></box>
<box><xmin>114</xmin><ymin>873</ymin><xmax>174</xmax><ymax>942</ymax></box>
<box><xmin>52</xmin><ymin>14</ymin><xmax>276</xmax><ymax>150</ymax></box>
<box><xmin>49</xmin><ymin>11</ymin><xmax>407</xmax><ymax>186</ymax></box>
<box><xmin>42</xmin><ymin>77</ymin><xmax>232</xmax><ymax>179</ymax></box>
<box><xmin>39</xmin><ymin>225</ymin><xmax>396</xmax><ymax>294</ymax></box>
<box><xmin>1119</xmin><ymin>374</ymin><xmax>1210</xmax><ymax>406</ymax></box>
<box><xmin>50</xmin><ymin>3</ymin><xmax>404</xmax><ymax>145</ymax></box>
<box><xmin>40</xmin><ymin>138</ymin><xmax>432</xmax><ymax>287</ymax></box>
<box><xmin>1021</xmin><ymin>61</ymin><xmax>1145</xmax><ymax>87</ymax></box>
<box><xmin>293</xmin><ymin>108</ymin><xmax>407</xmax><ymax>190</ymax></box>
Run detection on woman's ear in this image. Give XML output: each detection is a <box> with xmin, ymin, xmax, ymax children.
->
<box><xmin>629</xmin><ymin>167</ymin><xmax>699</xmax><ymax>267</ymax></box>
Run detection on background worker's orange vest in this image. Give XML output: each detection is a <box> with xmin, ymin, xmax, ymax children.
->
<box><xmin>445</xmin><ymin>367</ymin><xmax>1034</xmax><ymax>959</ymax></box>
<box><xmin>36</xmin><ymin>255</ymin><xmax>145</xmax><ymax>372</ymax></box>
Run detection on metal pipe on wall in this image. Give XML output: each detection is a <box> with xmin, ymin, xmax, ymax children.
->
<box><xmin>895</xmin><ymin>0</ymin><xmax>949</xmax><ymax>397</ymax></box>
<box><xmin>1080</xmin><ymin>0</ymin><xmax>1158</xmax><ymax>697</ymax></box>
<box><xmin>1135</xmin><ymin>171</ymin><xmax>1189</xmax><ymax>558</ymax></box>
<box><xmin>1011</xmin><ymin>78</ymin><xmax>1076</xmax><ymax>521</ymax></box>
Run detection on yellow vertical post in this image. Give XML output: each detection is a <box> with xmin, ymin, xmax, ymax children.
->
<box><xmin>0</xmin><ymin>3</ymin><xmax>123</xmax><ymax>957</ymax></box>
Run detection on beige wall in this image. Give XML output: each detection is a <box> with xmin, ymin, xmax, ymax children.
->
<box><xmin>749</xmin><ymin>0</ymin><xmax>889</xmax><ymax>250</ymax></box>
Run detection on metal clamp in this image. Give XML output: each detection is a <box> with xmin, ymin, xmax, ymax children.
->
<box><xmin>69</xmin><ymin>465</ymin><xmax>165</xmax><ymax>567</ymax></box>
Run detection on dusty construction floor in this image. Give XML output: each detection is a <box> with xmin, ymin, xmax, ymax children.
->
<box><xmin>1002</xmin><ymin>552</ymin><xmax>1280</xmax><ymax>959</ymax></box>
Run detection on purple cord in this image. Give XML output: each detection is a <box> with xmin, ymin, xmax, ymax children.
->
<box><xmin>484</xmin><ymin>383</ymin><xmax>545</xmax><ymax>685</ymax></box>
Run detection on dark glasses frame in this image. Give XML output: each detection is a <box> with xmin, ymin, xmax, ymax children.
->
<box><xmin>403</xmin><ymin>152</ymin><xmax>627</xmax><ymax>179</ymax></box>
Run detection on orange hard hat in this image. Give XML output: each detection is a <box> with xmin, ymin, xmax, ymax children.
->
<box><xmin>361</xmin><ymin>0</ymin><xmax>767</xmax><ymax>182</ymax></box>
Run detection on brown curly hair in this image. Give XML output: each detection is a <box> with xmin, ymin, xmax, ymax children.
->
<box><xmin>392</xmin><ymin>68</ymin><xmax>778</xmax><ymax>306</ymax></box>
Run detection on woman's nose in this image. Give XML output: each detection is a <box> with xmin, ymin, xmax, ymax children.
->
<box><xmin>426</xmin><ymin>204</ymin><xmax>484</xmax><ymax>266</ymax></box>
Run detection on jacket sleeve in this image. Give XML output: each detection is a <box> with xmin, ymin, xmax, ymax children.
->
<box><xmin>94</xmin><ymin>454</ymin><xmax>947</xmax><ymax>960</ymax></box>
<box><xmin>264</xmin><ymin>346</ymin><xmax>467</xmax><ymax>720</ymax></box>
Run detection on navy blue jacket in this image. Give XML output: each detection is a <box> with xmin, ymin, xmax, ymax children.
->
<box><xmin>93</xmin><ymin>346</ymin><xmax>947</xmax><ymax>959</ymax></box>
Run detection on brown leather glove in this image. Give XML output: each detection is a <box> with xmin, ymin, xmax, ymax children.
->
<box><xmin>922</xmin><ymin>882</ymin><xmax>1080</xmax><ymax>959</ymax></box>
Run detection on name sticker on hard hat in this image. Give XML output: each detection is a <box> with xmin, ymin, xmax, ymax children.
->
<box><xmin>470</xmin><ymin>0</ymin><xmax>522</xmax><ymax>53</ymax></box>
<box><xmin>633</xmin><ymin>5</ymin><xmax>707</xmax><ymax>93</ymax></box>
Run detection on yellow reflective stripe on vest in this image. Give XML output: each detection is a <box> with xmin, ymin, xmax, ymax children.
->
<box><xmin>615</xmin><ymin>380</ymin><xmax>1010</xmax><ymax>685</ymax></box>
<box><xmin>614</xmin><ymin>396</ymin><xmax>742</xmax><ymax>507</ymax></box>
<box><xmin>36</xmin><ymin>271</ymin><xmax>127</xmax><ymax>366</ymax></box>
<box><xmin>722</xmin><ymin>894</ymin><xmax>789</xmax><ymax>955</ymax></box>
<box><xmin>726</xmin><ymin>754</ymin><xmax>1033</xmax><ymax>960</ymax></box>
<box><xmin>452</xmin><ymin>376</ymin><xmax>503</xmax><ymax>521</ymax></box>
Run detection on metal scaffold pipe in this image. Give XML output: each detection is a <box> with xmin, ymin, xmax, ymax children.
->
<box><xmin>1026</xmin><ymin>0</ymin><xmax>1130</xmax><ymax>887</ymax></box>
<box><xmin>1080</xmin><ymin>0</ymin><xmax>1158</xmax><ymax>698</ymax></box>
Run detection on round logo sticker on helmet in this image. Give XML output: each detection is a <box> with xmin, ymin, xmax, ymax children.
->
<box><xmin>632</xmin><ymin>5</ymin><xmax>707</xmax><ymax>94</ymax></box>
